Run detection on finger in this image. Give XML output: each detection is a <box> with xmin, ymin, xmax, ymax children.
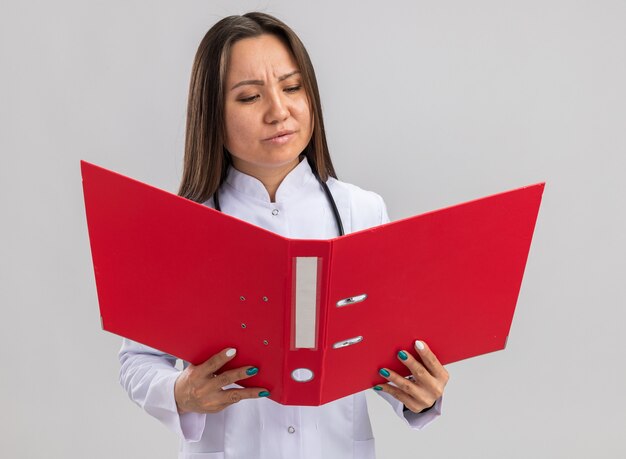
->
<box><xmin>379</xmin><ymin>366</ymin><xmax>444</xmax><ymax>406</ymax></box>
<box><xmin>396</xmin><ymin>349</ymin><xmax>436</xmax><ymax>386</ymax></box>
<box><xmin>219</xmin><ymin>387</ymin><xmax>271</xmax><ymax>405</ymax></box>
<box><xmin>211</xmin><ymin>365</ymin><xmax>260</xmax><ymax>389</ymax></box>
<box><xmin>378</xmin><ymin>367</ymin><xmax>420</xmax><ymax>399</ymax></box>
<box><xmin>197</xmin><ymin>348</ymin><xmax>238</xmax><ymax>376</ymax></box>
<box><xmin>414</xmin><ymin>340</ymin><xmax>449</xmax><ymax>382</ymax></box>
<box><xmin>373</xmin><ymin>383</ymin><xmax>433</xmax><ymax>413</ymax></box>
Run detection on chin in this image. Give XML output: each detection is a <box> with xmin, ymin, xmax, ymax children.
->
<box><xmin>260</xmin><ymin>148</ymin><xmax>304</xmax><ymax>166</ymax></box>
<box><xmin>263</xmin><ymin>155</ymin><xmax>302</xmax><ymax>169</ymax></box>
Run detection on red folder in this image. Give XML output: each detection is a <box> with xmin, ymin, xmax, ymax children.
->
<box><xmin>81</xmin><ymin>161</ymin><xmax>544</xmax><ymax>406</ymax></box>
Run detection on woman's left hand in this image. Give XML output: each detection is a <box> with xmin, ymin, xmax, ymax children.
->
<box><xmin>375</xmin><ymin>340</ymin><xmax>449</xmax><ymax>413</ymax></box>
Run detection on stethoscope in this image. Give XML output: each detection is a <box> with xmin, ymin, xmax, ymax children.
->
<box><xmin>213</xmin><ymin>169</ymin><xmax>345</xmax><ymax>237</ymax></box>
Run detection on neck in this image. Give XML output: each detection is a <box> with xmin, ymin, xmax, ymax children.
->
<box><xmin>231</xmin><ymin>157</ymin><xmax>301</xmax><ymax>202</ymax></box>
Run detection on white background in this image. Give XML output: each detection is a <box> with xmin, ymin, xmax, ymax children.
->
<box><xmin>1</xmin><ymin>1</ymin><xmax>625</xmax><ymax>457</ymax></box>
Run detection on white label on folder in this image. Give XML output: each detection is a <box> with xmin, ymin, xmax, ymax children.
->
<box><xmin>295</xmin><ymin>257</ymin><xmax>318</xmax><ymax>349</ymax></box>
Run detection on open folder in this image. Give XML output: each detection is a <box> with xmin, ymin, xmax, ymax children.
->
<box><xmin>81</xmin><ymin>161</ymin><xmax>544</xmax><ymax>406</ymax></box>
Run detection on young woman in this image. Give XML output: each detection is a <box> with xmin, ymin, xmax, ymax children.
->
<box><xmin>119</xmin><ymin>12</ymin><xmax>449</xmax><ymax>459</ymax></box>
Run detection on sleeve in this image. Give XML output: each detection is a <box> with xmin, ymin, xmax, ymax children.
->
<box><xmin>118</xmin><ymin>338</ymin><xmax>207</xmax><ymax>441</ymax></box>
<box><xmin>376</xmin><ymin>194</ymin><xmax>444</xmax><ymax>428</ymax></box>
<box><xmin>376</xmin><ymin>390</ymin><xmax>443</xmax><ymax>429</ymax></box>
<box><xmin>378</xmin><ymin>194</ymin><xmax>391</xmax><ymax>225</ymax></box>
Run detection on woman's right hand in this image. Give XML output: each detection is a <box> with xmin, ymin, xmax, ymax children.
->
<box><xmin>174</xmin><ymin>348</ymin><xmax>269</xmax><ymax>414</ymax></box>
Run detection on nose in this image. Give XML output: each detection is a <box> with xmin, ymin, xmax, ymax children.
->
<box><xmin>264</xmin><ymin>90</ymin><xmax>289</xmax><ymax>124</ymax></box>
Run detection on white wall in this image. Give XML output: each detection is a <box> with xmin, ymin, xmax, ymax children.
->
<box><xmin>1</xmin><ymin>1</ymin><xmax>624</xmax><ymax>457</ymax></box>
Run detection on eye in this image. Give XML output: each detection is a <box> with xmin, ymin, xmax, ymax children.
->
<box><xmin>284</xmin><ymin>85</ymin><xmax>302</xmax><ymax>94</ymax></box>
<box><xmin>238</xmin><ymin>94</ymin><xmax>260</xmax><ymax>103</ymax></box>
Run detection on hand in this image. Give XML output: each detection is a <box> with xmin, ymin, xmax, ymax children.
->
<box><xmin>374</xmin><ymin>340</ymin><xmax>449</xmax><ymax>414</ymax></box>
<box><xmin>174</xmin><ymin>348</ymin><xmax>269</xmax><ymax>414</ymax></box>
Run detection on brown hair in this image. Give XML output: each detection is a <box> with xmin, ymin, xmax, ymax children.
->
<box><xmin>178</xmin><ymin>12</ymin><xmax>336</xmax><ymax>203</ymax></box>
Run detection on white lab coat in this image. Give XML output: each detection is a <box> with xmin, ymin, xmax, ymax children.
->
<box><xmin>119</xmin><ymin>158</ymin><xmax>442</xmax><ymax>459</ymax></box>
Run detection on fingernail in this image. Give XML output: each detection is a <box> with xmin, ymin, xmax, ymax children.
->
<box><xmin>258</xmin><ymin>391</ymin><xmax>270</xmax><ymax>397</ymax></box>
<box><xmin>226</xmin><ymin>348</ymin><xmax>237</xmax><ymax>357</ymax></box>
<box><xmin>373</xmin><ymin>386</ymin><xmax>383</xmax><ymax>391</ymax></box>
<box><xmin>398</xmin><ymin>350</ymin><xmax>408</xmax><ymax>361</ymax></box>
<box><xmin>379</xmin><ymin>368</ymin><xmax>390</xmax><ymax>378</ymax></box>
<box><xmin>246</xmin><ymin>367</ymin><xmax>259</xmax><ymax>376</ymax></box>
<box><xmin>414</xmin><ymin>340</ymin><xmax>425</xmax><ymax>351</ymax></box>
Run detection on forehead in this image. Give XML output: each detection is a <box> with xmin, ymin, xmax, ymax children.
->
<box><xmin>226</xmin><ymin>34</ymin><xmax>298</xmax><ymax>80</ymax></box>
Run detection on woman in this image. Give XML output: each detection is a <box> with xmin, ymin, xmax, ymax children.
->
<box><xmin>119</xmin><ymin>12</ymin><xmax>449</xmax><ymax>459</ymax></box>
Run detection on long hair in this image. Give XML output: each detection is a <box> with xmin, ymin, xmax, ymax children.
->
<box><xmin>178</xmin><ymin>12</ymin><xmax>336</xmax><ymax>203</ymax></box>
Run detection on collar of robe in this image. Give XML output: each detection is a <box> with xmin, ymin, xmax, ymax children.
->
<box><xmin>224</xmin><ymin>156</ymin><xmax>316</xmax><ymax>204</ymax></box>
<box><xmin>217</xmin><ymin>156</ymin><xmax>345</xmax><ymax>237</ymax></box>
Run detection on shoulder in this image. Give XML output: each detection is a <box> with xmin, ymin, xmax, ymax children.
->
<box><xmin>328</xmin><ymin>178</ymin><xmax>385</xmax><ymax>212</ymax></box>
<box><xmin>327</xmin><ymin>177</ymin><xmax>390</xmax><ymax>232</ymax></box>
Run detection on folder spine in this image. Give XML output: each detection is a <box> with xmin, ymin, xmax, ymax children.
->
<box><xmin>281</xmin><ymin>239</ymin><xmax>332</xmax><ymax>405</ymax></box>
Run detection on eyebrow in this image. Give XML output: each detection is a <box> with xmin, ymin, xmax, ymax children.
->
<box><xmin>230</xmin><ymin>70</ymin><xmax>301</xmax><ymax>90</ymax></box>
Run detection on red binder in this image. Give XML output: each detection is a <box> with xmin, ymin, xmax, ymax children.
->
<box><xmin>81</xmin><ymin>161</ymin><xmax>544</xmax><ymax>406</ymax></box>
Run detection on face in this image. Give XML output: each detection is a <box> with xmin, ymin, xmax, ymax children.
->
<box><xmin>223</xmin><ymin>34</ymin><xmax>313</xmax><ymax>178</ymax></box>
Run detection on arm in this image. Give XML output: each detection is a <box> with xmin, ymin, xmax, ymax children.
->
<box><xmin>119</xmin><ymin>341</ymin><xmax>268</xmax><ymax>440</ymax></box>
<box><xmin>118</xmin><ymin>339</ymin><xmax>207</xmax><ymax>441</ymax></box>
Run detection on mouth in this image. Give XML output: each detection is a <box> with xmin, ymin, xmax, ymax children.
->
<box><xmin>263</xmin><ymin>130</ymin><xmax>296</xmax><ymax>145</ymax></box>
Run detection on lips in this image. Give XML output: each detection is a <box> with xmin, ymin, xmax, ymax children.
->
<box><xmin>263</xmin><ymin>130</ymin><xmax>296</xmax><ymax>145</ymax></box>
<box><xmin>264</xmin><ymin>130</ymin><xmax>295</xmax><ymax>141</ymax></box>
